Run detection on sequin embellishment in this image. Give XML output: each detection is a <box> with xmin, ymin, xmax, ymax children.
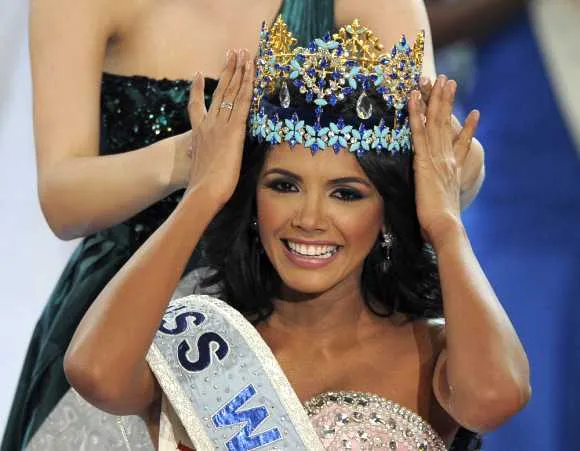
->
<box><xmin>305</xmin><ymin>391</ymin><xmax>447</xmax><ymax>450</ymax></box>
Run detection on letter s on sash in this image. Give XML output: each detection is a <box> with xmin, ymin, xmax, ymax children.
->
<box><xmin>178</xmin><ymin>332</ymin><xmax>229</xmax><ymax>372</ymax></box>
<box><xmin>159</xmin><ymin>310</ymin><xmax>206</xmax><ymax>335</ymax></box>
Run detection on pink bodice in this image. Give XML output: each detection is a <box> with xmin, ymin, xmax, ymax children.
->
<box><xmin>305</xmin><ymin>391</ymin><xmax>447</xmax><ymax>450</ymax></box>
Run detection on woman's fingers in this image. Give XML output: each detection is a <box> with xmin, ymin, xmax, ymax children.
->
<box><xmin>208</xmin><ymin>50</ymin><xmax>237</xmax><ymax>119</ymax></box>
<box><xmin>409</xmin><ymin>90</ymin><xmax>428</xmax><ymax>154</ymax></box>
<box><xmin>423</xmin><ymin>76</ymin><xmax>456</xmax><ymax>158</ymax></box>
<box><xmin>230</xmin><ymin>59</ymin><xmax>255</xmax><ymax>126</ymax></box>
<box><xmin>187</xmin><ymin>72</ymin><xmax>207</xmax><ymax>130</ymax></box>
<box><xmin>420</xmin><ymin>76</ymin><xmax>433</xmax><ymax>103</ymax></box>
<box><xmin>440</xmin><ymin>79</ymin><xmax>457</xmax><ymax>126</ymax></box>
<box><xmin>408</xmin><ymin>76</ymin><xmax>431</xmax><ymax>121</ymax></box>
<box><xmin>426</xmin><ymin>75</ymin><xmax>446</xmax><ymax>128</ymax></box>
<box><xmin>455</xmin><ymin>109</ymin><xmax>480</xmax><ymax>165</ymax></box>
<box><xmin>217</xmin><ymin>49</ymin><xmax>248</xmax><ymax>121</ymax></box>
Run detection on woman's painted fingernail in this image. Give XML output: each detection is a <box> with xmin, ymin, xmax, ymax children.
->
<box><xmin>420</xmin><ymin>76</ymin><xmax>429</xmax><ymax>86</ymax></box>
<box><xmin>449</xmin><ymin>81</ymin><xmax>457</xmax><ymax>95</ymax></box>
<box><xmin>225</xmin><ymin>50</ymin><xmax>232</xmax><ymax>63</ymax></box>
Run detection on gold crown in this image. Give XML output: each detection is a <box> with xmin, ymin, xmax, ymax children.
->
<box><xmin>249</xmin><ymin>17</ymin><xmax>424</xmax><ymax>154</ymax></box>
<box><xmin>253</xmin><ymin>17</ymin><xmax>424</xmax><ymax>114</ymax></box>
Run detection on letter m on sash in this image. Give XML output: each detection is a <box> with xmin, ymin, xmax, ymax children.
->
<box><xmin>212</xmin><ymin>384</ymin><xmax>282</xmax><ymax>450</ymax></box>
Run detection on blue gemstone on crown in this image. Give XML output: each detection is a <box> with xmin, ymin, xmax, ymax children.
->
<box><xmin>250</xmin><ymin>17</ymin><xmax>424</xmax><ymax>154</ymax></box>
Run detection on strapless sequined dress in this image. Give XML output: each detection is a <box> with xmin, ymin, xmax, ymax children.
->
<box><xmin>306</xmin><ymin>392</ymin><xmax>446</xmax><ymax>450</ymax></box>
<box><xmin>160</xmin><ymin>391</ymin><xmax>447</xmax><ymax>450</ymax></box>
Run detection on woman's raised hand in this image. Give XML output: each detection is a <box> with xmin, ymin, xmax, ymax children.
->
<box><xmin>408</xmin><ymin>75</ymin><xmax>480</xmax><ymax>246</ymax></box>
<box><xmin>186</xmin><ymin>49</ymin><xmax>254</xmax><ymax>205</ymax></box>
<box><xmin>416</xmin><ymin>76</ymin><xmax>485</xmax><ymax>207</ymax></box>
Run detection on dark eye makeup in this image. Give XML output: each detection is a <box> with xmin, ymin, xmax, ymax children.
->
<box><xmin>265</xmin><ymin>178</ymin><xmax>299</xmax><ymax>193</ymax></box>
<box><xmin>264</xmin><ymin>178</ymin><xmax>365</xmax><ymax>202</ymax></box>
<box><xmin>331</xmin><ymin>188</ymin><xmax>364</xmax><ymax>202</ymax></box>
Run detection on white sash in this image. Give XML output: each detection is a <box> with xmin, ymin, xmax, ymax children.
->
<box><xmin>147</xmin><ymin>294</ymin><xmax>324</xmax><ymax>450</ymax></box>
<box><xmin>27</xmin><ymin>293</ymin><xmax>323</xmax><ymax>450</ymax></box>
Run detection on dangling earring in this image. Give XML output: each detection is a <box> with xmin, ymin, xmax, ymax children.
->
<box><xmin>380</xmin><ymin>231</ymin><xmax>394</xmax><ymax>273</ymax></box>
<box><xmin>250</xmin><ymin>217</ymin><xmax>263</xmax><ymax>255</ymax></box>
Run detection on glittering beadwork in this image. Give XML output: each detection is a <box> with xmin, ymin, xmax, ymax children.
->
<box><xmin>250</xmin><ymin>17</ymin><xmax>424</xmax><ymax>155</ymax></box>
<box><xmin>100</xmin><ymin>74</ymin><xmax>216</xmax><ymax>240</ymax></box>
<box><xmin>305</xmin><ymin>391</ymin><xmax>447</xmax><ymax>450</ymax></box>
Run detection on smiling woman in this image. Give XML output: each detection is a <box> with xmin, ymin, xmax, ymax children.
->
<box><xmin>259</xmin><ymin>150</ymin><xmax>384</xmax><ymax>288</ymax></box>
<box><xmin>58</xmin><ymin>17</ymin><xmax>528</xmax><ymax>451</ymax></box>
<box><xmin>202</xmin><ymin>86</ymin><xmax>442</xmax><ymax>324</ymax></box>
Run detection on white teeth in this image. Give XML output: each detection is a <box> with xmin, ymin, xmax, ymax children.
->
<box><xmin>287</xmin><ymin>241</ymin><xmax>338</xmax><ymax>258</ymax></box>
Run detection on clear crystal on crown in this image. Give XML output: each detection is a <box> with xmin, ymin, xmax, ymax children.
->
<box><xmin>356</xmin><ymin>92</ymin><xmax>372</xmax><ymax>119</ymax></box>
<box><xmin>279</xmin><ymin>81</ymin><xmax>290</xmax><ymax>108</ymax></box>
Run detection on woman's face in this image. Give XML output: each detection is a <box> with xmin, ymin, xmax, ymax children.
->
<box><xmin>256</xmin><ymin>143</ymin><xmax>384</xmax><ymax>296</ymax></box>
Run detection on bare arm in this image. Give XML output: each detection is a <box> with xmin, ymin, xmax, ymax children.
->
<box><xmin>64</xmin><ymin>52</ymin><xmax>253</xmax><ymax>415</ymax></box>
<box><xmin>337</xmin><ymin>0</ymin><xmax>485</xmax><ymax>208</ymax></box>
<box><xmin>431</xmin><ymin>222</ymin><xmax>530</xmax><ymax>432</ymax></box>
<box><xmin>64</xmin><ymin>185</ymin><xmax>221</xmax><ymax>414</ymax></box>
<box><xmin>425</xmin><ymin>0</ymin><xmax>528</xmax><ymax>49</ymax></box>
<box><xmin>31</xmin><ymin>0</ymin><xmax>191</xmax><ymax>240</ymax></box>
<box><xmin>408</xmin><ymin>79</ymin><xmax>530</xmax><ymax>432</ymax></box>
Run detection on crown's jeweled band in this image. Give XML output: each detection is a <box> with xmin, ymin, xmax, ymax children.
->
<box><xmin>249</xmin><ymin>17</ymin><xmax>424</xmax><ymax>155</ymax></box>
<box><xmin>251</xmin><ymin>111</ymin><xmax>411</xmax><ymax>154</ymax></box>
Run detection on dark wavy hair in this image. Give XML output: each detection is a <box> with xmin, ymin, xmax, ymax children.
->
<box><xmin>199</xmin><ymin>88</ymin><xmax>481</xmax><ymax>450</ymax></box>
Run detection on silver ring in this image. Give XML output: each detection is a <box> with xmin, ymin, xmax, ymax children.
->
<box><xmin>219</xmin><ymin>101</ymin><xmax>234</xmax><ymax>110</ymax></box>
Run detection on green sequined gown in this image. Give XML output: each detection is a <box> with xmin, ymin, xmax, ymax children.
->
<box><xmin>0</xmin><ymin>2</ymin><xmax>334</xmax><ymax>449</ymax></box>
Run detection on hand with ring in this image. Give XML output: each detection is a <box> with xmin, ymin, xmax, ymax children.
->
<box><xmin>185</xmin><ymin>48</ymin><xmax>254</xmax><ymax>205</ymax></box>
